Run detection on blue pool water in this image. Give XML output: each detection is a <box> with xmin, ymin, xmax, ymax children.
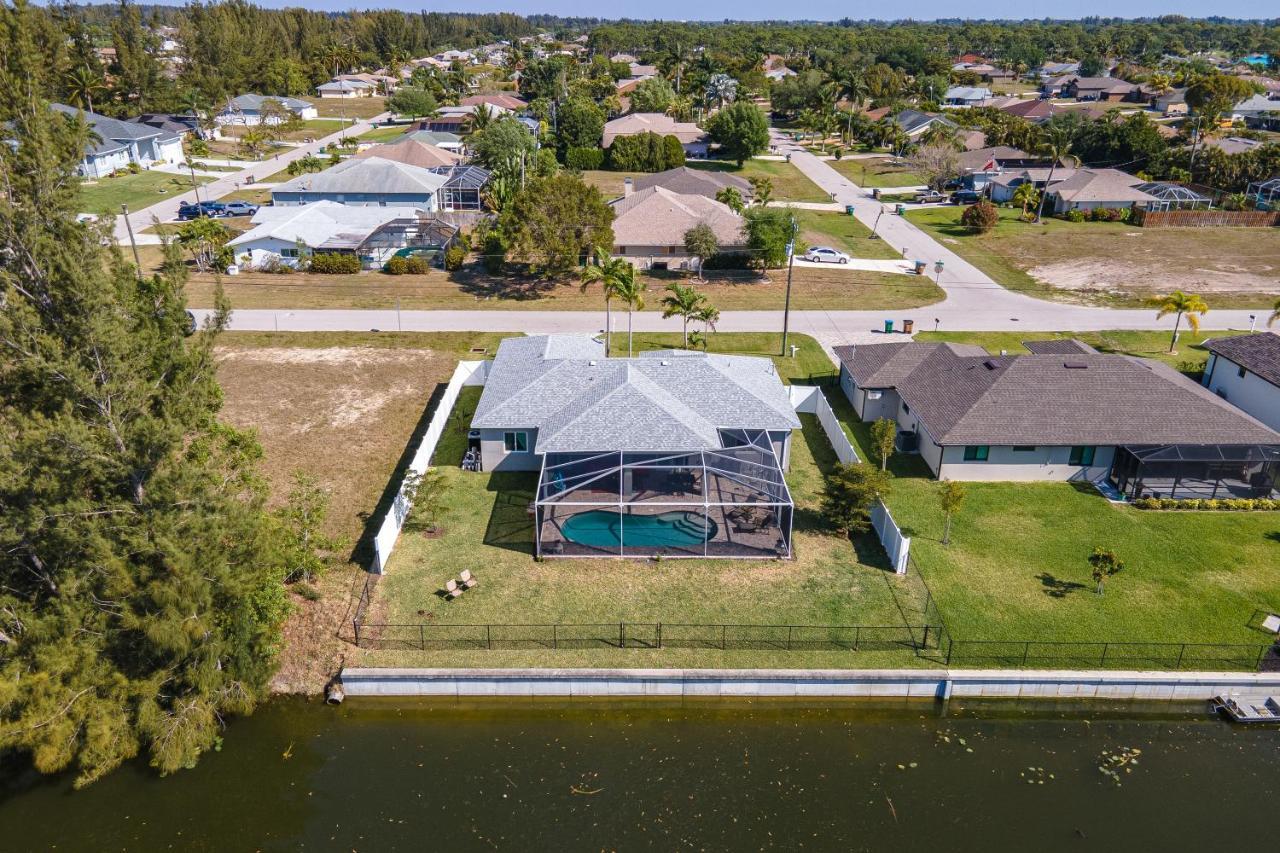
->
<box><xmin>559</xmin><ymin>509</ymin><xmax>716</xmax><ymax>548</ymax></box>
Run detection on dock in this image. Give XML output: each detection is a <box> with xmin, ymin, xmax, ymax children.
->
<box><xmin>1211</xmin><ymin>693</ymin><xmax>1280</xmax><ymax>722</ymax></box>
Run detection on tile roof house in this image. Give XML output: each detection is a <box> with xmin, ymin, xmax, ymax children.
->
<box><xmin>630</xmin><ymin>166</ymin><xmax>752</xmax><ymax>201</ymax></box>
<box><xmin>1043</xmin><ymin>168</ymin><xmax>1158</xmax><ymax>213</ymax></box>
<box><xmin>834</xmin><ymin>340</ymin><xmax>1280</xmax><ymax>496</ymax></box>
<box><xmin>52</xmin><ymin>103</ymin><xmax>185</xmax><ymax>178</ymax></box>
<box><xmin>270</xmin><ymin>157</ymin><xmax>446</xmax><ymax>210</ymax></box>
<box><xmin>459</xmin><ymin>93</ymin><xmax>529</xmax><ymax>111</ymax></box>
<box><xmin>999</xmin><ymin>99</ymin><xmax>1055</xmax><ymax>121</ymax></box>
<box><xmin>215</xmin><ymin>94</ymin><xmax>317</xmax><ymax>126</ymax></box>
<box><xmin>943</xmin><ymin>86</ymin><xmax>993</xmax><ymax>107</ymax></box>
<box><xmin>472</xmin><ymin>334</ymin><xmax>801</xmax><ymax>558</ymax></box>
<box><xmin>356</xmin><ymin>137</ymin><xmax>461</xmax><ymax>169</ymax></box>
<box><xmin>229</xmin><ymin>201</ymin><xmax>458</xmax><ymax>270</ymax></box>
<box><xmin>1202</xmin><ymin>332</ymin><xmax>1280</xmax><ymax>432</ymax></box>
<box><xmin>609</xmin><ymin>186</ymin><xmax>746</xmax><ymax>271</ymax></box>
<box><xmin>602</xmin><ymin>113</ymin><xmax>710</xmax><ymax>156</ymax></box>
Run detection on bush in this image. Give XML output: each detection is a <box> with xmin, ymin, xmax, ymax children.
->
<box><xmin>309</xmin><ymin>252</ymin><xmax>361</xmax><ymax>274</ymax></box>
<box><xmin>564</xmin><ymin>146</ymin><xmax>604</xmax><ymax>171</ymax></box>
<box><xmin>959</xmin><ymin>200</ymin><xmax>998</xmax><ymax>233</ymax></box>
<box><xmin>127</xmin><ymin>161</ymin><xmax>141</xmax><ymax>174</ymax></box>
<box><xmin>481</xmin><ymin>232</ymin><xmax>506</xmax><ymax>274</ymax></box>
<box><xmin>385</xmin><ymin>255</ymin><xmax>407</xmax><ymax>275</ymax></box>
<box><xmin>1064</xmin><ymin>209</ymin><xmax>1086</xmax><ymax>222</ymax></box>
<box><xmin>701</xmin><ymin>252</ymin><xmax>753</xmax><ymax>270</ymax></box>
<box><xmin>443</xmin><ymin>245</ymin><xmax>466</xmax><ymax>271</ymax></box>
<box><xmin>1131</xmin><ymin>496</ymin><xmax>1279</xmax><ymax>511</ymax></box>
<box><xmin>406</xmin><ymin>256</ymin><xmax>430</xmax><ymax>274</ymax></box>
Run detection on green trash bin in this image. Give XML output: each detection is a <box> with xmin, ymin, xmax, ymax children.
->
<box><xmin>884</xmin><ymin>319</ymin><xmax>895</xmax><ymax>334</ymax></box>
<box><xmin>845</xmin><ymin>204</ymin><xmax>855</xmax><ymax>215</ymax></box>
<box><xmin>896</xmin><ymin>204</ymin><xmax>906</xmax><ymax>215</ymax></box>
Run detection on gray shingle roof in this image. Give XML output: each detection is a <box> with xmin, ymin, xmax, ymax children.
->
<box><xmin>1205</xmin><ymin>332</ymin><xmax>1280</xmax><ymax>388</ymax></box>
<box><xmin>271</xmin><ymin>157</ymin><xmax>447</xmax><ymax>195</ymax></box>
<box><xmin>833</xmin><ymin>342</ymin><xmax>987</xmax><ymax>389</ymax></box>
<box><xmin>52</xmin><ymin>103</ymin><xmax>178</xmax><ymax>156</ymax></box>
<box><xmin>835</xmin><ymin>342</ymin><xmax>1280</xmax><ymax>446</ymax></box>
<box><xmin>632</xmin><ymin>166</ymin><xmax>752</xmax><ymax>199</ymax></box>
<box><xmin>226</xmin><ymin>93</ymin><xmax>314</xmax><ymax>113</ymax></box>
<box><xmin>472</xmin><ymin>335</ymin><xmax>800</xmax><ymax>453</ymax></box>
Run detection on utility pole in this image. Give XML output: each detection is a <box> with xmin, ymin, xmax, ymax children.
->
<box><xmin>120</xmin><ymin>203</ymin><xmax>142</xmax><ymax>279</ymax></box>
<box><xmin>780</xmin><ymin>215</ymin><xmax>797</xmax><ymax>356</ymax></box>
<box><xmin>188</xmin><ymin>159</ymin><xmax>202</xmax><ymax>205</ymax></box>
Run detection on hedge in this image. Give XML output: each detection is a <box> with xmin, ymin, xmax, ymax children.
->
<box><xmin>308</xmin><ymin>252</ymin><xmax>361</xmax><ymax>274</ymax></box>
<box><xmin>565</xmin><ymin>146</ymin><xmax>604</xmax><ymax>170</ymax></box>
<box><xmin>1130</xmin><ymin>497</ymin><xmax>1280</xmax><ymax>511</ymax></box>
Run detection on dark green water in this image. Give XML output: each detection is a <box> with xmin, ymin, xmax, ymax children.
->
<box><xmin>3</xmin><ymin>697</ymin><xmax>1278</xmax><ymax>851</ymax></box>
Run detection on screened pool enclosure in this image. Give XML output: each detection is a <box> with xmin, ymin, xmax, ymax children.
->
<box><xmin>535</xmin><ymin>430</ymin><xmax>794</xmax><ymax>559</ymax></box>
<box><xmin>1110</xmin><ymin>444</ymin><xmax>1280</xmax><ymax>500</ymax></box>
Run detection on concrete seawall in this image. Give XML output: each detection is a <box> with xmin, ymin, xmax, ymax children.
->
<box><xmin>339</xmin><ymin>667</ymin><xmax>1280</xmax><ymax>701</ymax></box>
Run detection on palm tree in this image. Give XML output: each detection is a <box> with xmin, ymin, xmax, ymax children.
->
<box><xmin>1149</xmin><ymin>291</ymin><xmax>1209</xmax><ymax>353</ymax></box>
<box><xmin>920</xmin><ymin>123</ymin><xmax>960</xmax><ymax>150</ymax></box>
<box><xmin>832</xmin><ymin>68</ymin><xmax>869</xmax><ymax>144</ymax></box>
<box><xmin>64</xmin><ymin>66</ymin><xmax>106</xmax><ymax>115</ymax></box>
<box><xmin>1267</xmin><ymin>297</ymin><xmax>1280</xmax><ymax>328</ymax></box>
<box><xmin>693</xmin><ymin>304</ymin><xmax>720</xmax><ymax>351</ymax></box>
<box><xmin>465</xmin><ymin>104</ymin><xmax>496</xmax><ymax>136</ymax></box>
<box><xmin>579</xmin><ymin>252</ymin><xmax>634</xmax><ymax>357</ymax></box>
<box><xmin>659</xmin><ymin>283</ymin><xmax>707</xmax><ymax>347</ymax></box>
<box><xmin>704</xmin><ymin>73</ymin><xmax>737</xmax><ymax>110</ymax></box>
<box><xmin>1012</xmin><ymin>182</ymin><xmax>1039</xmax><ymax>217</ymax></box>
<box><xmin>613</xmin><ymin>274</ymin><xmax>648</xmax><ymax>357</ymax></box>
<box><xmin>1033</xmin><ymin>124</ymin><xmax>1075</xmax><ymax>223</ymax></box>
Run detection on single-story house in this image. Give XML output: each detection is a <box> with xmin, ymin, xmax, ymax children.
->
<box><xmin>127</xmin><ymin>113</ymin><xmax>200</xmax><ymax>138</ymax></box>
<box><xmin>763</xmin><ymin>54</ymin><xmax>796</xmax><ymax>81</ymax></box>
<box><xmin>631</xmin><ymin>165</ymin><xmax>752</xmax><ymax>201</ymax></box>
<box><xmin>356</xmin><ymin>137</ymin><xmax>461</xmax><ymax>169</ymax></box>
<box><xmin>419</xmin><ymin>103</ymin><xmax>513</xmax><ymax>134</ymax></box>
<box><xmin>989</xmin><ymin>167</ymin><xmax>1080</xmax><ymax>203</ymax></box>
<box><xmin>396</xmin><ymin>129</ymin><xmax>465</xmax><ymax>152</ymax></box>
<box><xmin>433</xmin><ymin>49</ymin><xmax>477</xmax><ymax>65</ymax></box>
<box><xmin>53</xmin><ymin>103</ymin><xmax>184</xmax><ymax>178</ymax></box>
<box><xmin>603</xmin><ymin>113</ymin><xmax>710</xmax><ymax>157</ymax></box>
<box><xmin>1202</xmin><ymin>332</ymin><xmax>1280</xmax><ymax>432</ymax></box>
<box><xmin>1232</xmin><ymin>93</ymin><xmax>1280</xmax><ymax>130</ymax></box>
<box><xmin>609</xmin><ymin>185</ymin><xmax>746</xmax><ymax>271</ymax></box>
<box><xmin>459</xmin><ymin>93</ymin><xmax>528</xmax><ymax>111</ymax></box>
<box><xmin>471</xmin><ymin>334</ymin><xmax>801</xmax><ymax>559</ymax></box>
<box><xmin>893</xmin><ymin>108</ymin><xmax>960</xmax><ymax>140</ymax></box>
<box><xmin>270</xmin><ymin>157</ymin><xmax>446</xmax><ymax>210</ymax></box>
<box><xmin>955</xmin><ymin>146</ymin><xmax>1051</xmax><ymax>190</ymax></box>
<box><xmin>1151</xmin><ymin>89</ymin><xmax>1188</xmax><ymax>116</ymax></box>
<box><xmin>943</xmin><ymin>86</ymin><xmax>993</xmax><ymax>107</ymax></box>
<box><xmin>1060</xmin><ymin>76</ymin><xmax>1138</xmax><ymax>101</ymax></box>
<box><xmin>317</xmin><ymin>79</ymin><xmax>376</xmax><ymax>99</ymax></box>
<box><xmin>1043</xmin><ymin>168</ymin><xmax>1158</xmax><ymax>213</ymax></box>
<box><xmin>834</xmin><ymin>340</ymin><xmax>1280</xmax><ymax>497</ymax></box>
<box><xmin>999</xmin><ymin>99</ymin><xmax>1055</xmax><ymax>122</ymax></box>
<box><xmin>1200</xmin><ymin>136</ymin><xmax>1266</xmax><ymax>156</ymax></box>
<box><xmin>228</xmin><ymin>200</ymin><xmax>458</xmax><ymax>270</ymax></box>
<box><xmin>1038</xmin><ymin>61</ymin><xmax>1080</xmax><ymax>80</ymax></box>
<box><xmin>215</xmin><ymin>94</ymin><xmax>317</xmax><ymax>126</ymax></box>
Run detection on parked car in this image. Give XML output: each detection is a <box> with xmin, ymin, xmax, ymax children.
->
<box><xmin>914</xmin><ymin>190</ymin><xmax>948</xmax><ymax>204</ymax></box>
<box><xmin>222</xmin><ymin>201</ymin><xmax>259</xmax><ymax>217</ymax></box>
<box><xmin>951</xmin><ymin>190</ymin><xmax>983</xmax><ymax>205</ymax></box>
<box><xmin>802</xmin><ymin>246</ymin><xmax>851</xmax><ymax>264</ymax></box>
<box><xmin>177</xmin><ymin>200</ymin><xmax>229</xmax><ymax>220</ymax></box>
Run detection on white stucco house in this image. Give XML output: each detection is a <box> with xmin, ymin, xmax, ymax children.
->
<box><xmin>214</xmin><ymin>94</ymin><xmax>318</xmax><ymax>126</ymax></box>
<box><xmin>53</xmin><ymin>103</ymin><xmax>184</xmax><ymax>178</ymax></box>
<box><xmin>834</xmin><ymin>339</ymin><xmax>1280</xmax><ymax>499</ymax></box>
<box><xmin>1202</xmin><ymin>332</ymin><xmax>1280</xmax><ymax>432</ymax></box>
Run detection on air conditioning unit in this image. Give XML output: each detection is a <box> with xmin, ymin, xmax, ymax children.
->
<box><xmin>866</xmin><ymin>390</ymin><xmax>883</xmax><ymax>400</ymax></box>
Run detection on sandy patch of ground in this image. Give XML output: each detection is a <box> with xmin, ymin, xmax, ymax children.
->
<box><xmin>1029</xmin><ymin>259</ymin><xmax>1279</xmax><ymax>295</ymax></box>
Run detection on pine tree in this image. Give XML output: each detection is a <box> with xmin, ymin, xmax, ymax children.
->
<box><xmin>0</xmin><ymin>3</ymin><xmax>289</xmax><ymax>787</ymax></box>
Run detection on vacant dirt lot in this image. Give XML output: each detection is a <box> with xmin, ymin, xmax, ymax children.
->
<box><xmin>214</xmin><ymin>331</ymin><xmax>510</xmax><ymax>691</ymax></box>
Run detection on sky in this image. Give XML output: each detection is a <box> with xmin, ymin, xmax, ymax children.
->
<box><xmin>225</xmin><ymin>0</ymin><xmax>1277</xmax><ymax>19</ymax></box>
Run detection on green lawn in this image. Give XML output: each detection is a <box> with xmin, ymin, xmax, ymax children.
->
<box><xmin>689</xmin><ymin>158</ymin><xmax>830</xmax><ymax>202</ymax></box>
<box><xmin>912</xmin><ymin>329</ymin><xmax>1248</xmax><ymax>374</ymax></box>
<box><xmin>906</xmin><ymin>206</ymin><xmax>1280</xmax><ymax>308</ymax></box>
<box><xmin>77</xmin><ymin>170</ymin><xmax>215</xmax><ymax>215</ymax></box>
<box><xmin>357</xmin><ymin>123</ymin><xmax>415</xmax><ymax>144</ymax></box>
<box><xmin>827</xmin><ymin>387</ymin><xmax>1280</xmax><ymax>662</ymax></box>
<box><xmin>793</xmin><ymin>210</ymin><xmax>902</xmax><ymax>260</ymax></box>
<box><xmin>830</xmin><ymin>157</ymin><xmax>925</xmax><ymax>189</ymax></box>
<box><xmin>220</xmin><ymin>118</ymin><xmax>349</xmax><ymax>143</ymax></box>
<box><xmin>314</xmin><ymin>95</ymin><xmax>388</xmax><ymax>120</ymax></box>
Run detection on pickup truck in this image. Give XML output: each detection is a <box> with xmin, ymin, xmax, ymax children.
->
<box><xmin>914</xmin><ymin>190</ymin><xmax>948</xmax><ymax>204</ymax></box>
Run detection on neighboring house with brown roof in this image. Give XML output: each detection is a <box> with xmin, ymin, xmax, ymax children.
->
<box><xmin>609</xmin><ymin>186</ymin><xmax>745</xmax><ymax>271</ymax></box>
<box><xmin>1203</xmin><ymin>332</ymin><xmax>1280</xmax><ymax>432</ymax></box>
<box><xmin>630</xmin><ymin>166</ymin><xmax>752</xmax><ymax>201</ymax></box>
<box><xmin>1044</xmin><ymin>168</ymin><xmax>1158</xmax><ymax>213</ymax></box>
<box><xmin>460</xmin><ymin>93</ymin><xmax>528</xmax><ymax>111</ymax></box>
<box><xmin>602</xmin><ymin>113</ymin><xmax>710</xmax><ymax>156</ymax></box>
<box><xmin>999</xmin><ymin>98</ymin><xmax>1054</xmax><ymax>121</ymax></box>
<box><xmin>356</xmin><ymin>138</ymin><xmax>461</xmax><ymax>169</ymax></box>
<box><xmin>833</xmin><ymin>340</ymin><xmax>1280</xmax><ymax>495</ymax></box>
<box><xmin>1063</xmin><ymin>76</ymin><xmax>1139</xmax><ymax>102</ymax></box>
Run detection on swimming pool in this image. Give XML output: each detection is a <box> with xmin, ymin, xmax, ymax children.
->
<box><xmin>559</xmin><ymin>509</ymin><xmax>717</xmax><ymax>549</ymax></box>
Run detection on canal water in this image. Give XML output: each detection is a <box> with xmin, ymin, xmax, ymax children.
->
<box><xmin>2</xmin><ymin>697</ymin><xmax>1277</xmax><ymax>851</ymax></box>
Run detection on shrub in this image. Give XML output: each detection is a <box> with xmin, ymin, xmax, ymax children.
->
<box><xmin>1064</xmin><ymin>209</ymin><xmax>1086</xmax><ymax>222</ymax></box>
<box><xmin>564</xmin><ymin>146</ymin><xmax>604</xmax><ymax>171</ymax></box>
<box><xmin>258</xmin><ymin>255</ymin><xmax>294</xmax><ymax>274</ymax></box>
<box><xmin>481</xmin><ymin>232</ymin><xmax>506</xmax><ymax>274</ymax></box>
<box><xmin>959</xmin><ymin>200</ymin><xmax>998</xmax><ymax>233</ymax></box>
<box><xmin>405</xmin><ymin>256</ymin><xmax>429</xmax><ymax>274</ymax></box>
<box><xmin>385</xmin><ymin>255</ymin><xmax>408</xmax><ymax>275</ymax></box>
<box><xmin>443</xmin><ymin>245</ymin><xmax>466</xmax><ymax>271</ymax></box>
<box><xmin>309</xmin><ymin>252</ymin><xmax>361</xmax><ymax>274</ymax></box>
<box><xmin>701</xmin><ymin>252</ymin><xmax>753</xmax><ymax>270</ymax></box>
<box><xmin>1130</xmin><ymin>496</ymin><xmax>1278</xmax><ymax>512</ymax></box>
<box><xmin>127</xmin><ymin>161</ymin><xmax>141</xmax><ymax>174</ymax></box>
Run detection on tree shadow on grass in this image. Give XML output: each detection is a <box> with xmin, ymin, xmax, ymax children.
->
<box><xmin>450</xmin><ymin>265</ymin><xmax>567</xmax><ymax>302</ymax></box>
<box><xmin>1037</xmin><ymin>573</ymin><xmax>1088</xmax><ymax>599</ymax></box>
<box><xmin>483</xmin><ymin>472</ymin><xmax>537</xmax><ymax>555</ymax></box>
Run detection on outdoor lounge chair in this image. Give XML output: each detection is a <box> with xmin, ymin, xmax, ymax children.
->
<box><xmin>444</xmin><ymin>579</ymin><xmax>464</xmax><ymax>601</ymax></box>
<box><xmin>459</xmin><ymin>569</ymin><xmax>478</xmax><ymax>590</ymax></box>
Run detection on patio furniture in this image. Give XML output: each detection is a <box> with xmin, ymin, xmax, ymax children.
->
<box><xmin>444</xmin><ymin>579</ymin><xmax>464</xmax><ymax>600</ymax></box>
<box><xmin>459</xmin><ymin>569</ymin><xmax>478</xmax><ymax>590</ymax></box>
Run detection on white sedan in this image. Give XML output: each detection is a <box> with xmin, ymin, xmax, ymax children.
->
<box><xmin>801</xmin><ymin>246</ymin><xmax>851</xmax><ymax>264</ymax></box>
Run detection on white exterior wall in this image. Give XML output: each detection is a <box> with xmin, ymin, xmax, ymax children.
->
<box><xmin>1203</xmin><ymin>353</ymin><xmax>1280</xmax><ymax>431</ymax></box>
<box><xmin>81</xmin><ymin>148</ymin><xmax>132</xmax><ymax>178</ymax></box>
<box><xmin>232</xmin><ymin>237</ymin><xmax>306</xmax><ymax>269</ymax></box>
<box><xmin>935</xmin><ymin>444</ymin><xmax>1115</xmax><ymax>482</ymax></box>
<box><xmin>479</xmin><ymin>427</ymin><xmax>541</xmax><ymax>472</ymax></box>
<box><xmin>154</xmin><ymin>136</ymin><xmax>185</xmax><ymax>165</ymax></box>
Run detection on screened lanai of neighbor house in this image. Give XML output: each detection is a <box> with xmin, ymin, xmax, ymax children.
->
<box><xmin>469</xmin><ymin>335</ymin><xmax>802</xmax><ymax>559</ymax></box>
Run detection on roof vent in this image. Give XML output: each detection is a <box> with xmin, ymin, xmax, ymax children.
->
<box><xmin>588</xmin><ymin>360</ymin><xmax>597</xmax><ymax>366</ymax></box>
<box><xmin>660</xmin><ymin>360</ymin><xmax>670</xmax><ymax>366</ymax></box>
<box><xmin>1063</xmin><ymin>361</ymin><xmax>1088</xmax><ymax>369</ymax></box>
<box><xmin>983</xmin><ymin>359</ymin><xmax>999</xmax><ymax>370</ymax></box>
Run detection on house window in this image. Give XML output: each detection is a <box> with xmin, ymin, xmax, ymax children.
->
<box><xmin>963</xmin><ymin>446</ymin><xmax>989</xmax><ymax>461</ymax></box>
<box><xmin>1069</xmin><ymin>445</ymin><xmax>1096</xmax><ymax>466</ymax></box>
<box><xmin>281</xmin><ymin>248</ymin><xmax>298</xmax><ymax>258</ymax></box>
<box><xmin>1238</xmin><ymin>365</ymin><xmax>1247</xmax><ymax>378</ymax></box>
<box><xmin>1012</xmin><ymin>445</ymin><xmax>1036</xmax><ymax>452</ymax></box>
<box><xmin>902</xmin><ymin>403</ymin><xmax>910</xmax><ymax>414</ymax></box>
<box><xmin>503</xmin><ymin>431</ymin><xmax>528</xmax><ymax>453</ymax></box>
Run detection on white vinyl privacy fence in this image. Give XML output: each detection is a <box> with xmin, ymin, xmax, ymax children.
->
<box><xmin>371</xmin><ymin>359</ymin><xmax>488</xmax><ymax>574</ymax></box>
<box><xmin>789</xmin><ymin>385</ymin><xmax>859</xmax><ymax>464</ymax></box>
<box><xmin>792</xmin><ymin>385</ymin><xmax>910</xmax><ymax>573</ymax></box>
